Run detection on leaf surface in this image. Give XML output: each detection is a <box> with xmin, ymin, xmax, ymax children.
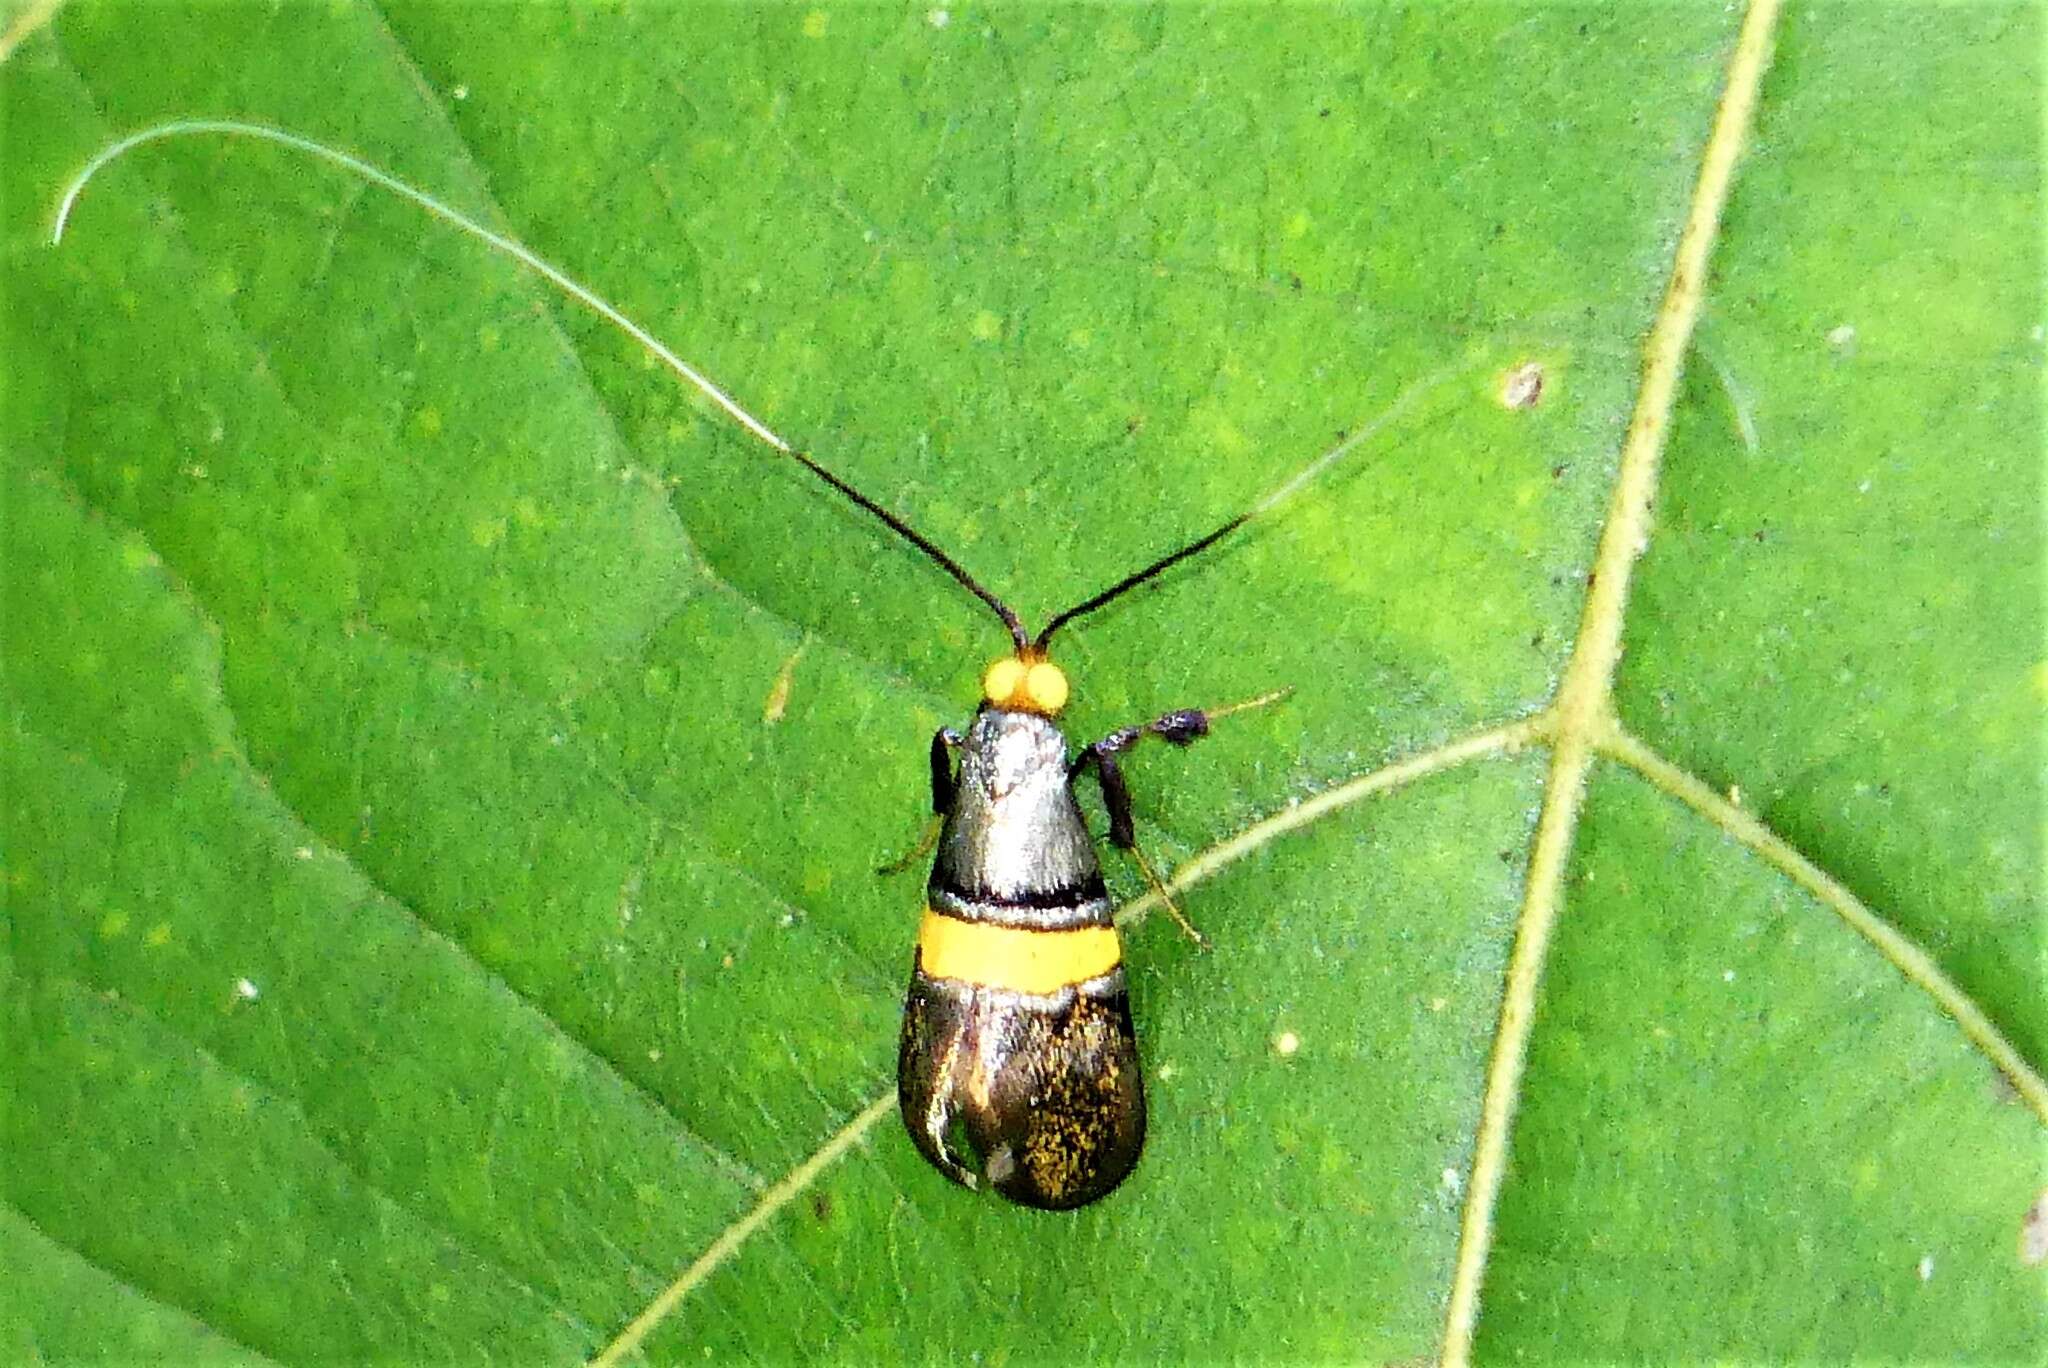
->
<box><xmin>3</xmin><ymin>1</ymin><xmax>2039</xmax><ymax>1361</ymax></box>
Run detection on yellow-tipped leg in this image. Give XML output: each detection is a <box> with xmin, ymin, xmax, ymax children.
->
<box><xmin>1204</xmin><ymin>685</ymin><xmax>1293</xmax><ymax>723</ymax></box>
<box><xmin>1129</xmin><ymin>843</ymin><xmax>1209</xmax><ymax>950</ymax></box>
<box><xmin>877</xmin><ymin>813</ymin><xmax>944</xmax><ymax>877</ymax></box>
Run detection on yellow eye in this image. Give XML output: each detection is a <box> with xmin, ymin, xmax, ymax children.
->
<box><xmin>1024</xmin><ymin>661</ymin><xmax>1069</xmax><ymax>714</ymax></box>
<box><xmin>983</xmin><ymin>656</ymin><xmax>1027</xmax><ymax>705</ymax></box>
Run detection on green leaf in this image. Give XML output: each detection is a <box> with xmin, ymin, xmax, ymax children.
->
<box><xmin>4</xmin><ymin>2</ymin><xmax>2039</xmax><ymax>1362</ymax></box>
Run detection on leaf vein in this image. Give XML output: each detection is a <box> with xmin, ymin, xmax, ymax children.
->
<box><xmin>1438</xmin><ymin>1</ymin><xmax>1786</xmax><ymax>1361</ymax></box>
<box><xmin>0</xmin><ymin>1202</ymin><xmax>286</xmax><ymax>1368</ymax></box>
<box><xmin>1599</xmin><ymin>724</ymin><xmax>2048</xmax><ymax>1120</ymax></box>
<box><xmin>30</xmin><ymin>447</ymin><xmax>773</xmax><ymax>1200</ymax></box>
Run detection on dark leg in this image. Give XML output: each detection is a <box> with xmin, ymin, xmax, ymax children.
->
<box><xmin>1069</xmin><ymin>705</ymin><xmax>1227</xmax><ymax>846</ymax></box>
<box><xmin>1064</xmin><ymin>688</ymin><xmax>1286</xmax><ymax>806</ymax></box>
<box><xmin>1091</xmin><ymin>748</ymin><xmax>1136</xmax><ymax>848</ymax></box>
<box><xmin>929</xmin><ymin>726</ymin><xmax>964</xmax><ymax>814</ymax></box>
<box><xmin>1070</xmin><ymin>690</ymin><xmax>1289</xmax><ymax>945</ymax></box>
<box><xmin>879</xmin><ymin>727</ymin><xmax>963</xmax><ymax>877</ymax></box>
<box><xmin>1070</xmin><ymin>710</ymin><xmax>1217</xmax><ymax>946</ymax></box>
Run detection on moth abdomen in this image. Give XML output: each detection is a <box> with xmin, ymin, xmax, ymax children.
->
<box><xmin>899</xmin><ymin>952</ymin><xmax>1145</xmax><ymax>1211</ymax></box>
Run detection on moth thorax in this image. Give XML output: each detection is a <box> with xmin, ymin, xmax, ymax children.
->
<box><xmin>976</xmin><ymin>709</ymin><xmax>1070</xmax><ymax>800</ymax></box>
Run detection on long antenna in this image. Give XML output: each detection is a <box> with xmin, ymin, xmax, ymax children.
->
<box><xmin>52</xmin><ymin>119</ymin><xmax>1028</xmax><ymax>652</ymax></box>
<box><xmin>1034</xmin><ymin>514</ymin><xmax>1247</xmax><ymax>647</ymax></box>
<box><xmin>1033</xmin><ymin>365</ymin><xmax>1460</xmax><ymax>648</ymax></box>
<box><xmin>783</xmin><ymin>448</ymin><xmax>1026</xmax><ymax>649</ymax></box>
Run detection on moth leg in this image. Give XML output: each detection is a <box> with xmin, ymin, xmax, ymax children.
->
<box><xmin>877</xmin><ymin>727</ymin><xmax>963</xmax><ymax>875</ymax></box>
<box><xmin>1070</xmin><ymin>689</ymin><xmax>1291</xmax><ymax>943</ymax></box>
<box><xmin>876</xmin><ymin>814</ymin><xmax>943</xmax><ymax>877</ymax></box>
<box><xmin>1129</xmin><ymin>841</ymin><xmax>1209</xmax><ymax>950</ymax></box>
<box><xmin>1071</xmin><ymin>733</ymin><xmax>1198</xmax><ymax>942</ymax></box>
<box><xmin>929</xmin><ymin>725</ymin><xmax>965</xmax><ymax>814</ymax></box>
<box><xmin>1070</xmin><ymin>686</ymin><xmax>1293</xmax><ymax>821</ymax></box>
<box><xmin>1074</xmin><ymin>686</ymin><xmax>1291</xmax><ymax>777</ymax></box>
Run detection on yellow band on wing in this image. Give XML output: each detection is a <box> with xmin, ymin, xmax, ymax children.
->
<box><xmin>916</xmin><ymin>908</ymin><xmax>1121</xmax><ymax>994</ymax></box>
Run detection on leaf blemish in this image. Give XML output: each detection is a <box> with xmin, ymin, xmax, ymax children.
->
<box><xmin>1500</xmin><ymin>362</ymin><xmax>1544</xmax><ymax>410</ymax></box>
<box><xmin>764</xmin><ymin>639</ymin><xmax>806</xmax><ymax>724</ymax></box>
<box><xmin>2021</xmin><ymin>1192</ymin><xmax>2048</xmax><ymax>1267</ymax></box>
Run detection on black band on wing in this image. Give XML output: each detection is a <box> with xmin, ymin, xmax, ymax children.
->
<box><xmin>927</xmin><ymin>873</ymin><xmax>1114</xmax><ymax>931</ymax></box>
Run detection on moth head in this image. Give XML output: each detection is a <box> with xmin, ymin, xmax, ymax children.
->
<box><xmin>981</xmin><ymin>651</ymin><xmax>1069</xmax><ymax>716</ymax></box>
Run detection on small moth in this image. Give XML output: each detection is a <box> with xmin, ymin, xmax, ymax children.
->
<box><xmin>58</xmin><ymin>120</ymin><xmax>1417</xmax><ymax>1211</ymax></box>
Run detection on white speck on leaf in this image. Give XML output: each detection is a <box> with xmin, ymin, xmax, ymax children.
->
<box><xmin>234</xmin><ymin>978</ymin><xmax>259</xmax><ymax>1002</ymax></box>
<box><xmin>2021</xmin><ymin>1191</ymin><xmax>2048</xmax><ymax>1266</ymax></box>
<box><xmin>1500</xmin><ymin>361</ymin><xmax>1544</xmax><ymax>410</ymax></box>
<box><xmin>1916</xmin><ymin>1253</ymin><xmax>1934</xmax><ymax>1283</ymax></box>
